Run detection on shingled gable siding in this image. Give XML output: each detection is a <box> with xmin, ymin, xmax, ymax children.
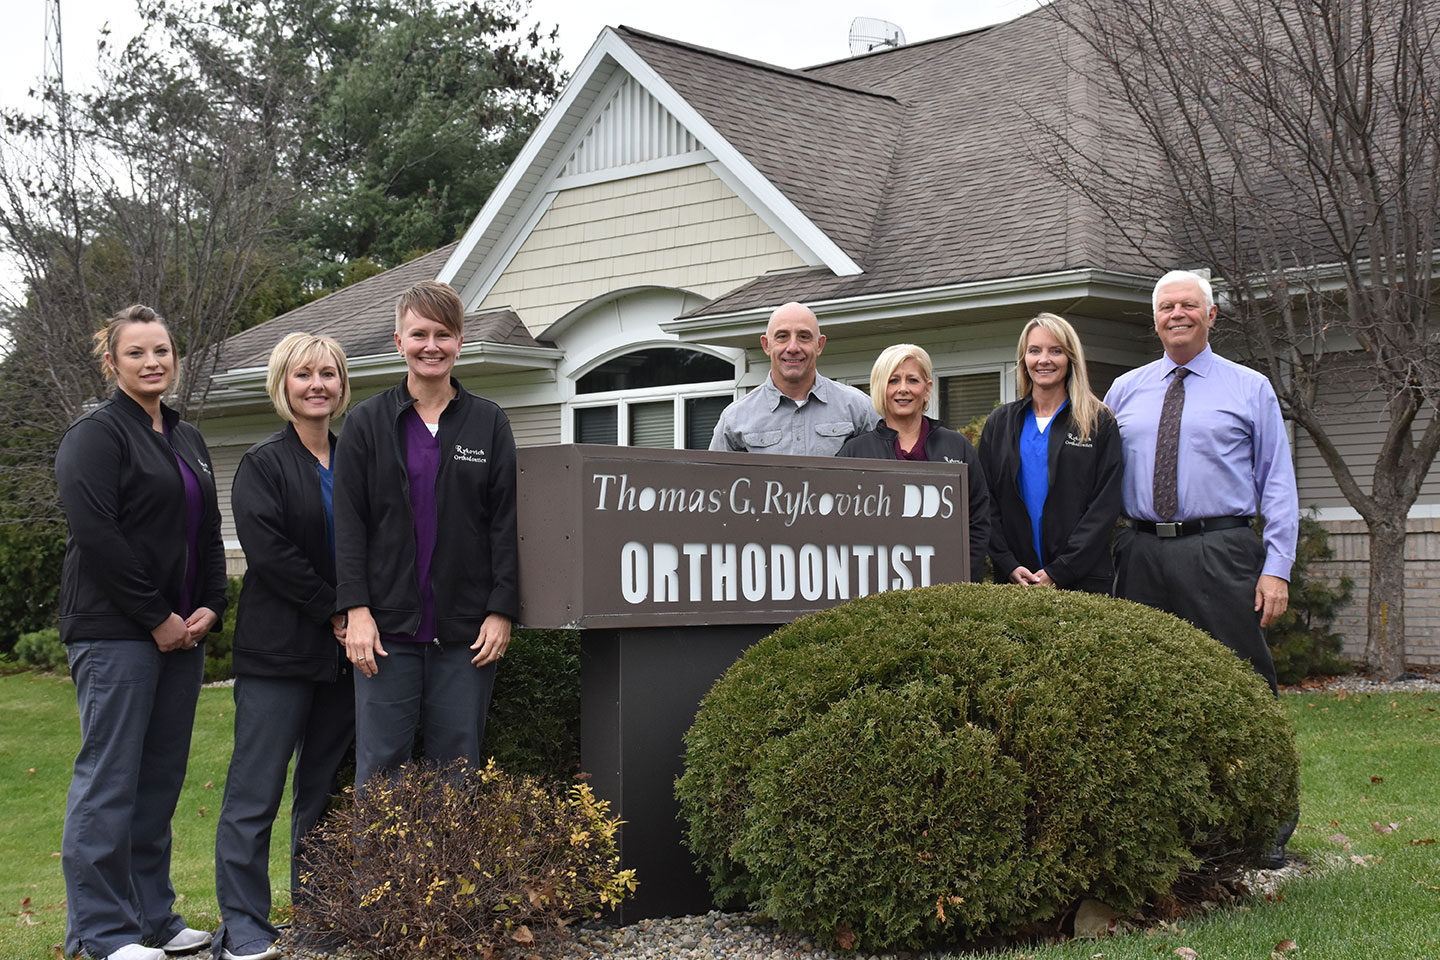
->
<box><xmin>478</xmin><ymin>164</ymin><xmax>806</xmax><ymax>331</ymax></box>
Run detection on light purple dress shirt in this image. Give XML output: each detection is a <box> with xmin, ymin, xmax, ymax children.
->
<box><xmin>1104</xmin><ymin>345</ymin><xmax>1298</xmax><ymax>580</ymax></box>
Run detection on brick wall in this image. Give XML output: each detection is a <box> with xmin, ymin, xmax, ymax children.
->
<box><xmin>1310</xmin><ymin>517</ymin><xmax>1440</xmax><ymax>668</ymax></box>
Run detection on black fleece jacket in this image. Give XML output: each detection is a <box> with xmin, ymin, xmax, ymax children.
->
<box><xmin>976</xmin><ymin>398</ymin><xmax>1123</xmax><ymax>591</ymax></box>
<box><xmin>55</xmin><ymin>388</ymin><xmax>227</xmax><ymax>642</ymax></box>
<box><xmin>332</xmin><ymin>378</ymin><xmax>519</xmax><ymax>642</ymax></box>
<box><xmin>836</xmin><ymin>417</ymin><xmax>992</xmax><ymax>582</ymax></box>
<box><xmin>231</xmin><ymin>424</ymin><xmax>348</xmax><ymax>681</ymax></box>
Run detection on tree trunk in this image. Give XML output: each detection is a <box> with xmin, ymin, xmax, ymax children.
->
<box><xmin>1364</xmin><ymin>518</ymin><xmax>1408</xmax><ymax>679</ymax></box>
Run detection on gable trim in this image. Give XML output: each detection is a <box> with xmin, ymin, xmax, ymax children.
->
<box><xmin>438</xmin><ymin>27</ymin><xmax>861</xmax><ymax>305</ymax></box>
<box><xmin>551</xmin><ymin>149</ymin><xmax>716</xmax><ymax>192</ymax></box>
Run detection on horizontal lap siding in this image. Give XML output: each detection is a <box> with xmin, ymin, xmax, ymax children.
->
<box><xmin>481</xmin><ymin>165</ymin><xmax>806</xmax><ymax>331</ymax></box>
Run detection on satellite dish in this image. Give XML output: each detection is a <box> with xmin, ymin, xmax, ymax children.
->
<box><xmin>849</xmin><ymin>17</ymin><xmax>906</xmax><ymax>56</ymax></box>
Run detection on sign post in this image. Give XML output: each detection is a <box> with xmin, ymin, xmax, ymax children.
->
<box><xmin>516</xmin><ymin>445</ymin><xmax>971</xmax><ymax>918</ymax></box>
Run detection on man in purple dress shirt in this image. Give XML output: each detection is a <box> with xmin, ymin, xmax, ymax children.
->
<box><xmin>1105</xmin><ymin>270</ymin><xmax>1299</xmax><ymax>695</ymax></box>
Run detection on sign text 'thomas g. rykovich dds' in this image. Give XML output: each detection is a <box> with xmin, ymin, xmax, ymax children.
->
<box><xmin>515</xmin><ymin>445</ymin><xmax>970</xmax><ymax>629</ymax></box>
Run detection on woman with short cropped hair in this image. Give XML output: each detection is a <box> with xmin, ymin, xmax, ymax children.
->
<box><xmin>977</xmin><ymin>313</ymin><xmax>1123</xmax><ymax>593</ymax></box>
<box><xmin>213</xmin><ymin>333</ymin><xmax>354</xmax><ymax>960</ymax></box>
<box><xmin>333</xmin><ymin>280</ymin><xmax>519</xmax><ymax>787</ymax></box>
<box><xmin>56</xmin><ymin>305</ymin><xmax>226</xmax><ymax>960</ymax></box>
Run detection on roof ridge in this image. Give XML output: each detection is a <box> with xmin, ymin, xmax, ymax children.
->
<box><xmin>801</xmin><ymin>23</ymin><xmax>998</xmax><ymax>72</ymax></box>
<box><xmin>614</xmin><ymin>25</ymin><xmax>900</xmax><ymax>102</ymax></box>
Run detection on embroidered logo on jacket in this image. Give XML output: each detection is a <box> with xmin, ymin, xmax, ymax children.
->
<box><xmin>454</xmin><ymin>444</ymin><xmax>488</xmax><ymax>464</ymax></box>
<box><xmin>1064</xmin><ymin>432</ymin><xmax>1093</xmax><ymax>449</ymax></box>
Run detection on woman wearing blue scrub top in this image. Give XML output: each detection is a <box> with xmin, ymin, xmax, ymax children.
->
<box><xmin>977</xmin><ymin>313</ymin><xmax>1123</xmax><ymax>593</ymax></box>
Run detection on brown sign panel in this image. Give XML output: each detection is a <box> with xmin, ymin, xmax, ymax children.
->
<box><xmin>517</xmin><ymin>445</ymin><xmax>970</xmax><ymax>629</ymax></box>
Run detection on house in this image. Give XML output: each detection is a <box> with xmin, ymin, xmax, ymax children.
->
<box><xmin>201</xmin><ymin>10</ymin><xmax>1440</xmax><ymax>664</ymax></box>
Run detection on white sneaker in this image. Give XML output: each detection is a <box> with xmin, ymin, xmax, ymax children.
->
<box><xmin>159</xmin><ymin>927</ymin><xmax>212</xmax><ymax>954</ymax></box>
<box><xmin>220</xmin><ymin>945</ymin><xmax>281</xmax><ymax>960</ymax></box>
<box><xmin>104</xmin><ymin>945</ymin><xmax>165</xmax><ymax>960</ymax></box>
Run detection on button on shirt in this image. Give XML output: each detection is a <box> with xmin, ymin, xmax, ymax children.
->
<box><xmin>709</xmin><ymin>373</ymin><xmax>879</xmax><ymax>456</ymax></box>
<box><xmin>1104</xmin><ymin>345</ymin><xmax>1299</xmax><ymax>579</ymax></box>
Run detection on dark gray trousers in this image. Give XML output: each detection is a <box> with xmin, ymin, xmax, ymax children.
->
<box><xmin>213</xmin><ymin>672</ymin><xmax>355</xmax><ymax>955</ymax></box>
<box><xmin>1113</xmin><ymin>523</ymin><xmax>1279</xmax><ymax>693</ymax></box>
<box><xmin>352</xmin><ymin>641</ymin><xmax>496</xmax><ymax>789</ymax></box>
<box><xmin>63</xmin><ymin>640</ymin><xmax>205</xmax><ymax>960</ymax></box>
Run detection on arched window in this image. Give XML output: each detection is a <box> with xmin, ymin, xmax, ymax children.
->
<box><xmin>571</xmin><ymin>347</ymin><xmax>736</xmax><ymax>449</ymax></box>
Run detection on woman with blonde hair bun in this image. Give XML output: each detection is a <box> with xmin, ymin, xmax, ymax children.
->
<box><xmin>56</xmin><ymin>304</ymin><xmax>226</xmax><ymax>960</ymax></box>
<box><xmin>977</xmin><ymin>313</ymin><xmax>1123</xmax><ymax>592</ymax></box>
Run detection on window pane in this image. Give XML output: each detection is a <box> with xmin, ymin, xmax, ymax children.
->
<box><xmin>577</xmin><ymin>348</ymin><xmax>733</xmax><ymax>394</ymax></box>
<box><xmin>685</xmin><ymin>395</ymin><xmax>729</xmax><ymax>449</ymax></box>
<box><xmin>628</xmin><ymin>401</ymin><xmax>674</xmax><ymax>448</ymax></box>
<box><xmin>575</xmin><ymin>406</ymin><xmax>618</xmax><ymax>445</ymax></box>
<box><xmin>938</xmin><ymin>373</ymin><xmax>1000</xmax><ymax>432</ymax></box>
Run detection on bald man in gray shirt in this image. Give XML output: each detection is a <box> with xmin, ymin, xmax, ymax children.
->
<box><xmin>709</xmin><ymin>302</ymin><xmax>877</xmax><ymax>456</ymax></box>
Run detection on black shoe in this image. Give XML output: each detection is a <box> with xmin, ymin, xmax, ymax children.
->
<box><xmin>1254</xmin><ymin>843</ymin><xmax>1287</xmax><ymax>869</ymax></box>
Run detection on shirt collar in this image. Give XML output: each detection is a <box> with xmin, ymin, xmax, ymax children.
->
<box><xmin>1161</xmin><ymin>344</ymin><xmax>1215</xmax><ymax>378</ymax></box>
<box><xmin>762</xmin><ymin>372</ymin><xmax>828</xmax><ymax>410</ymax></box>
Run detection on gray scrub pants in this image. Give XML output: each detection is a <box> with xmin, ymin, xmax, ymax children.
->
<box><xmin>213</xmin><ymin>672</ymin><xmax>355</xmax><ymax>956</ymax></box>
<box><xmin>353</xmin><ymin>640</ymin><xmax>497</xmax><ymax>789</ymax></box>
<box><xmin>62</xmin><ymin>639</ymin><xmax>205</xmax><ymax>960</ymax></box>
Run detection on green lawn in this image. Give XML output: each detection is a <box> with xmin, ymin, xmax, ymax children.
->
<box><xmin>2</xmin><ymin>676</ymin><xmax>1436</xmax><ymax>960</ymax></box>
<box><xmin>1</xmin><ymin>674</ymin><xmax>290</xmax><ymax>959</ymax></box>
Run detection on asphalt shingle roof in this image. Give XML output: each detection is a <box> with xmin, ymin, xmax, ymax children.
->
<box><xmin>215</xmin><ymin>245</ymin><xmax>546</xmax><ymax>371</ymax></box>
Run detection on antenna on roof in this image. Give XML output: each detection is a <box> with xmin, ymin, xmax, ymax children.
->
<box><xmin>848</xmin><ymin>17</ymin><xmax>906</xmax><ymax>56</ymax></box>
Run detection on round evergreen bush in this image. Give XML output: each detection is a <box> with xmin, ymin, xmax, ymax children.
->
<box><xmin>676</xmin><ymin>584</ymin><xmax>1299</xmax><ymax>950</ymax></box>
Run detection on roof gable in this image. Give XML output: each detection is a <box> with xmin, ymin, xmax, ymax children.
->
<box><xmin>438</xmin><ymin>25</ymin><xmax>889</xmax><ymax>307</ymax></box>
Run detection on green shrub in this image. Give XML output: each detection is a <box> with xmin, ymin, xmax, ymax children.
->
<box><xmin>294</xmin><ymin>759</ymin><xmax>636</xmax><ymax>958</ymax></box>
<box><xmin>203</xmin><ymin>577</ymin><xmax>244</xmax><ymax>683</ymax></box>
<box><xmin>14</xmin><ymin>628</ymin><xmax>67</xmax><ymax>675</ymax></box>
<box><xmin>1266</xmin><ymin>514</ymin><xmax>1354</xmax><ymax>685</ymax></box>
<box><xmin>676</xmin><ymin>584</ymin><xmax>1299</xmax><ymax>950</ymax></box>
<box><xmin>485</xmin><ymin>629</ymin><xmax>581</xmax><ymax>781</ymax></box>
<box><xmin>0</xmin><ymin>524</ymin><xmax>64</xmax><ymax>655</ymax></box>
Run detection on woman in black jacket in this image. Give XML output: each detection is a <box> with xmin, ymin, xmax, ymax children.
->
<box><xmin>977</xmin><ymin>313</ymin><xmax>1122</xmax><ymax>593</ymax></box>
<box><xmin>56</xmin><ymin>305</ymin><xmax>227</xmax><ymax>960</ymax></box>
<box><xmin>837</xmin><ymin>343</ymin><xmax>991</xmax><ymax>582</ymax></box>
<box><xmin>333</xmin><ymin>280</ymin><xmax>519</xmax><ymax>788</ymax></box>
<box><xmin>213</xmin><ymin>333</ymin><xmax>353</xmax><ymax>960</ymax></box>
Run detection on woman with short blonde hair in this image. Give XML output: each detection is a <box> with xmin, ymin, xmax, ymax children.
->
<box><xmin>838</xmin><ymin>342</ymin><xmax>992</xmax><ymax>582</ymax></box>
<box><xmin>214</xmin><ymin>332</ymin><xmax>353</xmax><ymax>960</ymax></box>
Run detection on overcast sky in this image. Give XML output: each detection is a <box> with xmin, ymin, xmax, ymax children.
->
<box><xmin>4</xmin><ymin>0</ymin><xmax>1043</xmax><ymax>112</ymax></box>
<box><xmin>0</xmin><ymin>0</ymin><xmax>1040</xmax><ymax>298</ymax></box>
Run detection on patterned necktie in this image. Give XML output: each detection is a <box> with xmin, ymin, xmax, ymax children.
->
<box><xmin>1152</xmin><ymin>366</ymin><xmax>1190</xmax><ymax>520</ymax></box>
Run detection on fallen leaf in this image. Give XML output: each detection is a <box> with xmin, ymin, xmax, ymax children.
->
<box><xmin>1409</xmin><ymin>837</ymin><xmax>1435</xmax><ymax>846</ymax></box>
<box><xmin>834</xmin><ymin>924</ymin><xmax>856</xmax><ymax>950</ymax></box>
<box><xmin>204</xmin><ymin>780</ymin><xmax>214</xmax><ymax>790</ymax></box>
<box><xmin>1372</xmin><ymin>821</ymin><xmax>1397</xmax><ymax>834</ymax></box>
<box><xmin>1174</xmin><ymin>949</ymin><xmax>1199</xmax><ymax>959</ymax></box>
<box><xmin>1336</xmin><ymin>688</ymin><xmax>1349</xmax><ymax>700</ymax></box>
<box><xmin>1350</xmin><ymin>855</ymin><xmax>1370</xmax><ymax>866</ymax></box>
<box><xmin>1327</xmin><ymin>833</ymin><xmax>1351</xmax><ymax>847</ymax></box>
<box><xmin>510</xmin><ymin>924</ymin><xmax>535</xmax><ymax>945</ymax></box>
<box><xmin>1370</xmin><ymin>776</ymin><xmax>1384</xmax><ymax>784</ymax></box>
<box><xmin>1275</xmin><ymin>939</ymin><xmax>1298</xmax><ymax>953</ymax></box>
<box><xmin>27</xmin><ymin>767</ymin><xmax>36</xmax><ymax>775</ymax></box>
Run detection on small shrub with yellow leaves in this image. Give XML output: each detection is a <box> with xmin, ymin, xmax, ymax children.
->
<box><xmin>294</xmin><ymin>759</ymin><xmax>636</xmax><ymax>958</ymax></box>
